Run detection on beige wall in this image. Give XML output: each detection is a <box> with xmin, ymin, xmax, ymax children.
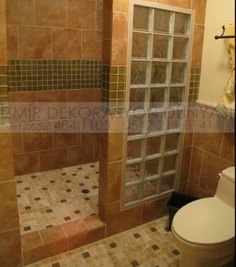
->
<box><xmin>198</xmin><ymin>0</ymin><xmax>235</xmax><ymax>106</ymax></box>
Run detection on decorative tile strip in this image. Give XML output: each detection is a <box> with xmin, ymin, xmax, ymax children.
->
<box><xmin>189</xmin><ymin>67</ymin><xmax>201</xmax><ymax>102</ymax></box>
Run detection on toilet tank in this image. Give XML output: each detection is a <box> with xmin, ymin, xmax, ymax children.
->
<box><xmin>215</xmin><ymin>167</ymin><xmax>235</xmax><ymax>208</ymax></box>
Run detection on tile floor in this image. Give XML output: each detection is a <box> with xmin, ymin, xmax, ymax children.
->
<box><xmin>16</xmin><ymin>162</ymin><xmax>99</xmax><ymax>234</ymax></box>
<box><xmin>26</xmin><ymin>216</ymin><xmax>181</xmax><ymax>267</ymax></box>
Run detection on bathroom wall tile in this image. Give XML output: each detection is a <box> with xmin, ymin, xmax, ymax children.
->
<box><xmin>0</xmin><ymin>147</ymin><xmax>15</xmax><ymax>181</ymax></box>
<box><xmin>35</xmin><ymin>0</ymin><xmax>66</xmax><ymax>27</ymax></box>
<box><xmin>103</xmin><ymin>0</ymin><xmax>113</xmax><ymax>12</ymax></box>
<box><xmin>14</xmin><ymin>152</ymin><xmax>40</xmax><ymax>175</ymax></box>
<box><xmin>96</xmin><ymin>0</ymin><xmax>103</xmax><ymax>31</ymax></box>
<box><xmin>0</xmin><ymin>0</ymin><xmax>7</xmax><ymax>65</ymax></box>
<box><xmin>141</xmin><ymin>197</ymin><xmax>169</xmax><ymax>224</ymax></box>
<box><xmin>0</xmin><ymin>229</ymin><xmax>22</xmax><ymax>267</ymax></box>
<box><xmin>221</xmin><ymin>133</ymin><xmax>235</xmax><ymax>163</ymax></box>
<box><xmin>0</xmin><ymin>181</ymin><xmax>19</xmax><ymax>231</ymax></box>
<box><xmin>54</xmin><ymin>133</ymin><xmax>80</xmax><ymax>148</ymax></box>
<box><xmin>67</xmin><ymin>89</ymin><xmax>95</xmax><ymax>102</ymax></box>
<box><xmin>18</xmin><ymin>26</ymin><xmax>51</xmax><ymax>59</ymax></box>
<box><xmin>23</xmin><ymin>133</ymin><xmax>53</xmax><ymax>152</ymax></box>
<box><xmin>39</xmin><ymin>149</ymin><xmax>67</xmax><ymax>171</ymax></box>
<box><xmin>67</xmin><ymin>145</ymin><xmax>95</xmax><ymax>166</ymax></box>
<box><xmin>22</xmin><ymin>231</ymin><xmax>43</xmax><ymax>252</ymax></box>
<box><xmin>68</xmin><ymin>0</ymin><xmax>96</xmax><ymax>29</ymax></box>
<box><xmin>80</xmin><ymin>133</ymin><xmax>98</xmax><ymax>145</ymax></box>
<box><xmin>103</xmin><ymin>12</ymin><xmax>113</xmax><ymax>40</ymax></box>
<box><xmin>52</xmin><ymin>28</ymin><xmax>82</xmax><ymax>60</ymax></box>
<box><xmin>101</xmin><ymin>201</ymin><xmax>142</xmax><ymax>236</ymax></box>
<box><xmin>9</xmin><ymin>91</ymin><xmax>37</xmax><ymax>102</ymax></box>
<box><xmin>191</xmin><ymin>0</ymin><xmax>207</xmax><ymax>25</ymax></box>
<box><xmin>111</xmin><ymin>12</ymin><xmax>128</xmax><ymax>65</ymax></box>
<box><xmin>191</xmin><ymin>25</ymin><xmax>204</xmax><ymax>67</ymax></box>
<box><xmin>37</xmin><ymin>90</ymin><xmax>67</xmax><ymax>102</ymax></box>
<box><xmin>102</xmin><ymin>40</ymin><xmax>112</xmax><ymax>65</ymax></box>
<box><xmin>82</xmin><ymin>30</ymin><xmax>102</xmax><ymax>60</ymax></box>
<box><xmin>113</xmin><ymin>0</ymin><xmax>129</xmax><ymax>13</ymax></box>
<box><xmin>6</xmin><ymin>0</ymin><xmax>34</xmax><ymax>25</ymax></box>
<box><xmin>177</xmin><ymin>181</ymin><xmax>188</xmax><ymax>194</ymax></box>
<box><xmin>7</xmin><ymin>25</ymin><xmax>18</xmax><ymax>60</ymax></box>
<box><xmin>188</xmin><ymin>181</ymin><xmax>210</xmax><ymax>198</ymax></box>
<box><xmin>179</xmin><ymin>146</ymin><xmax>191</xmax><ymax>182</ymax></box>
<box><xmin>155</xmin><ymin>0</ymin><xmax>191</xmax><ymax>8</ymax></box>
<box><xmin>99</xmin><ymin>160</ymin><xmax>122</xmax><ymax>204</ymax></box>
<box><xmin>188</xmin><ymin>146</ymin><xmax>203</xmax><ymax>185</ymax></box>
<box><xmin>83</xmin><ymin>215</ymin><xmax>105</xmax><ymax>231</ymax></box>
<box><xmin>182</xmin><ymin>132</ymin><xmax>193</xmax><ymax>148</ymax></box>
<box><xmin>200</xmin><ymin>152</ymin><xmax>232</xmax><ymax>195</ymax></box>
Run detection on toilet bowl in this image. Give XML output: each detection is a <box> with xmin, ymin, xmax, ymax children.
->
<box><xmin>172</xmin><ymin>167</ymin><xmax>235</xmax><ymax>267</ymax></box>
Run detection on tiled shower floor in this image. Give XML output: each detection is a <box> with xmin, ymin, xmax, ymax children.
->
<box><xmin>26</xmin><ymin>216</ymin><xmax>181</xmax><ymax>267</ymax></box>
<box><xmin>16</xmin><ymin>162</ymin><xmax>99</xmax><ymax>234</ymax></box>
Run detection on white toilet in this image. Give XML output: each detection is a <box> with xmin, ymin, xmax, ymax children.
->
<box><xmin>172</xmin><ymin>167</ymin><xmax>235</xmax><ymax>267</ymax></box>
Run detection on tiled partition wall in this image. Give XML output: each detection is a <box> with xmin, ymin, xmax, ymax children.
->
<box><xmin>99</xmin><ymin>0</ymin><xmax>206</xmax><ymax>236</ymax></box>
<box><xmin>0</xmin><ymin>1</ymin><xmax>22</xmax><ymax>267</ymax></box>
<box><xmin>6</xmin><ymin>0</ymin><xmax>103</xmax><ymax>175</ymax></box>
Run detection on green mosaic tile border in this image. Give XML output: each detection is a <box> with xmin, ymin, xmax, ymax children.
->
<box><xmin>189</xmin><ymin>67</ymin><xmax>201</xmax><ymax>102</ymax></box>
<box><xmin>102</xmin><ymin>65</ymin><xmax>127</xmax><ymax>114</ymax></box>
<box><xmin>8</xmin><ymin>60</ymin><xmax>102</xmax><ymax>91</ymax></box>
<box><xmin>0</xmin><ymin>65</ymin><xmax>9</xmax><ymax>125</ymax></box>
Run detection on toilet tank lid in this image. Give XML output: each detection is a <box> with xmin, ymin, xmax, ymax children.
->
<box><xmin>221</xmin><ymin>167</ymin><xmax>235</xmax><ymax>182</ymax></box>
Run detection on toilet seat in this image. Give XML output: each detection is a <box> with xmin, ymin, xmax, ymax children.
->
<box><xmin>172</xmin><ymin>197</ymin><xmax>235</xmax><ymax>245</ymax></box>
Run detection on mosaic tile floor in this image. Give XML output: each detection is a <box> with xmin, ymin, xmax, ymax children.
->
<box><xmin>16</xmin><ymin>162</ymin><xmax>99</xmax><ymax>234</ymax></box>
<box><xmin>26</xmin><ymin>216</ymin><xmax>181</xmax><ymax>267</ymax></box>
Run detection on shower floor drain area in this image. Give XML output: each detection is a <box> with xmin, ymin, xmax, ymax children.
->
<box><xmin>16</xmin><ymin>162</ymin><xmax>99</xmax><ymax>234</ymax></box>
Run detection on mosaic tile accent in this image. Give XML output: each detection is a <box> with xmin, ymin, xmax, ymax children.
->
<box><xmin>102</xmin><ymin>65</ymin><xmax>127</xmax><ymax>114</ymax></box>
<box><xmin>16</xmin><ymin>162</ymin><xmax>99</xmax><ymax>234</ymax></box>
<box><xmin>0</xmin><ymin>65</ymin><xmax>10</xmax><ymax>125</ymax></box>
<box><xmin>26</xmin><ymin>216</ymin><xmax>181</xmax><ymax>267</ymax></box>
<box><xmin>189</xmin><ymin>67</ymin><xmax>201</xmax><ymax>102</ymax></box>
<box><xmin>8</xmin><ymin>60</ymin><xmax>102</xmax><ymax>91</ymax></box>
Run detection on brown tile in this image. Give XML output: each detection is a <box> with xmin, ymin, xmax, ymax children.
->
<box><xmin>85</xmin><ymin>226</ymin><xmax>105</xmax><ymax>243</ymax></box>
<box><xmin>9</xmin><ymin>91</ymin><xmax>37</xmax><ymax>103</ymax></box>
<box><xmin>103</xmin><ymin>11</ymin><xmax>113</xmax><ymax>40</ymax></box>
<box><xmin>14</xmin><ymin>152</ymin><xmax>40</xmax><ymax>175</ymax></box>
<box><xmin>23</xmin><ymin>133</ymin><xmax>53</xmax><ymax>152</ymax></box>
<box><xmin>83</xmin><ymin>215</ymin><xmax>105</xmax><ymax>231</ymax></box>
<box><xmin>103</xmin><ymin>0</ymin><xmax>113</xmax><ymax>12</ymax></box>
<box><xmin>67</xmin><ymin>145</ymin><xmax>95</xmax><ymax>166</ymax></box>
<box><xmin>102</xmin><ymin>201</ymin><xmax>142</xmax><ymax>236</ymax></box>
<box><xmin>11</xmin><ymin>133</ymin><xmax>23</xmax><ymax>154</ymax></box>
<box><xmin>6</xmin><ymin>0</ymin><xmax>34</xmax><ymax>25</ymax></box>
<box><xmin>96</xmin><ymin>0</ymin><xmax>103</xmax><ymax>31</ymax></box>
<box><xmin>191</xmin><ymin>0</ymin><xmax>207</xmax><ymax>24</ymax></box>
<box><xmin>52</xmin><ymin>28</ymin><xmax>81</xmax><ymax>59</ymax></box>
<box><xmin>183</xmin><ymin>132</ymin><xmax>193</xmax><ymax>147</ymax></box>
<box><xmin>142</xmin><ymin>197</ymin><xmax>169</xmax><ymax>224</ymax></box>
<box><xmin>0</xmin><ymin>181</ymin><xmax>19</xmax><ymax>231</ymax></box>
<box><xmin>41</xmin><ymin>225</ymin><xmax>65</xmax><ymax>244</ymax></box>
<box><xmin>191</xmin><ymin>25</ymin><xmax>205</xmax><ymax>67</ymax></box>
<box><xmin>99</xmin><ymin>161</ymin><xmax>122</xmax><ymax>203</ymax></box>
<box><xmin>111</xmin><ymin>12</ymin><xmax>128</xmax><ymax>65</ymax></box>
<box><xmin>187</xmin><ymin>181</ymin><xmax>211</xmax><ymax>198</ymax></box>
<box><xmin>35</xmin><ymin>0</ymin><xmax>66</xmax><ymax>26</ymax></box>
<box><xmin>156</xmin><ymin>0</ymin><xmax>191</xmax><ymax>8</ymax></box>
<box><xmin>37</xmin><ymin>90</ymin><xmax>67</xmax><ymax>102</ymax></box>
<box><xmin>200</xmin><ymin>152</ymin><xmax>232</xmax><ymax>195</ymax></box>
<box><xmin>94</xmin><ymin>88</ymin><xmax>102</xmax><ymax>102</ymax></box>
<box><xmin>82</xmin><ymin>30</ymin><xmax>102</xmax><ymax>60</ymax></box>
<box><xmin>0</xmin><ymin>0</ymin><xmax>7</xmax><ymax>65</ymax></box>
<box><xmin>18</xmin><ymin>26</ymin><xmax>51</xmax><ymax>59</ymax></box>
<box><xmin>221</xmin><ymin>133</ymin><xmax>235</xmax><ymax>163</ymax></box>
<box><xmin>7</xmin><ymin>25</ymin><xmax>18</xmax><ymax>60</ymax></box>
<box><xmin>189</xmin><ymin>146</ymin><xmax>203</xmax><ymax>185</ymax></box>
<box><xmin>54</xmin><ymin>133</ymin><xmax>80</xmax><ymax>148</ymax></box>
<box><xmin>102</xmin><ymin>40</ymin><xmax>112</xmax><ymax>65</ymax></box>
<box><xmin>0</xmin><ymin>229</ymin><xmax>22</xmax><ymax>267</ymax></box>
<box><xmin>179</xmin><ymin>146</ymin><xmax>191</xmax><ymax>182</ymax></box>
<box><xmin>0</xmin><ymin>147</ymin><xmax>15</xmax><ymax>182</ymax></box>
<box><xmin>80</xmin><ymin>133</ymin><xmax>98</xmax><ymax>146</ymax></box>
<box><xmin>39</xmin><ymin>149</ymin><xmax>67</xmax><ymax>171</ymax></box>
<box><xmin>68</xmin><ymin>0</ymin><xmax>96</xmax><ymax>29</ymax></box>
<box><xmin>67</xmin><ymin>89</ymin><xmax>95</xmax><ymax>102</ymax></box>
<box><xmin>113</xmin><ymin>0</ymin><xmax>129</xmax><ymax>12</ymax></box>
<box><xmin>22</xmin><ymin>231</ymin><xmax>43</xmax><ymax>252</ymax></box>
<box><xmin>178</xmin><ymin>181</ymin><xmax>188</xmax><ymax>194</ymax></box>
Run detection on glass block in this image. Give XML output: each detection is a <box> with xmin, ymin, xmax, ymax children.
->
<box><xmin>174</xmin><ymin>13</ymin><xmax>190</xmax><ymax>34</ymax></box>
<box><xmin>132</xmin><ymin>33</ymin><xmax>149</xmax><ymax>58</ymax></box>
<box><xmin>133</xmin><ymin>6</ymin><xmax>150</xmax><ymax>31</ymax></box>
<box><xmin>154</xmin><ymin>9</ymin><xmax>171</xmax><ymax>33</ymax></box>
<box><xmin>143</xmin><ymin>180</ymin><xmax>158</xmax><ymax>198</ymax></box>
<box><xmin>144</xmin><ymin>158</ymin><xmax>159</xmax><ymax>177</ymax></box>
<box><xmin>124</xmin><ymin>185</ymin><xmax>140</xmax><ymax>203</ymax></box>
<box><xmin>167</xmin><ymin>110</ymin><xmax>182</xmax><ymax>130</ymax></box>
<box><xmin>131</xmin><ymin>61</ymin><xmax>148</xmax><ymax>85</ymax></box>
<box><xmin>128</xmin><ymin>114</ymin><xmax>145</xmax><ymax>135</ymax></box>
<box><xmin>173</xmin><ymin>37</ymin><xmax>188</xmax><ymax>59</ymax></box>
<box><xmin>127</xmin><ymin>139</ymin><xmax>142</xmax><ymax>160</ymax></box>
<box><xmin>163</xmin><ymin>154</ymin><xmax>177</xmax><ymax>172</ymax></box>
<box><xmin>153</xmin><ymin>35</ymin><xmax>169</xmax><ymax>59</ymax></box>
<box><xmin>169</xmin><ymin>87</ymin><xmax>184</xmax><ymax>106</ymax></box>
<box><xmin>150</xmin><ymin>87</ymin><xmax>165</xmax><ymax>108</ymax></box>
<box><xmin>171</xmin><ymin>63</ymin><xmax>186</xmax><ymax>84</ymax></box>
<box><xmin>129</xmin><ymin>88</ymin><xmax>146</xmax><ymax>111</ymax></box>
<box><xmin>125</xmin><ymin>163</ymin><xmax>141</xmax><ymax>182</ymax></box>
<box><xmin>148</xmin><ymin>112</ymin><xmax>164</xmax><ymax>133</ymax></box>
<box><xmin>165</xmin><ymin>133</ymin><xmax>179</xmax><ymax>151</ymax></box>
<box><xmin>146</xmin><ymin>136</ymin><xmax>161</xmax><ymax>156</ymax></box>
<box><xmin>151</xmin><ymin>62</ymin><xmax>168</xmax><ymax>84</ymax></box>
<box><xmin>160</xmin><ymin>175</ymin><xmax>175</xmax><ymax>193</ymax></box>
